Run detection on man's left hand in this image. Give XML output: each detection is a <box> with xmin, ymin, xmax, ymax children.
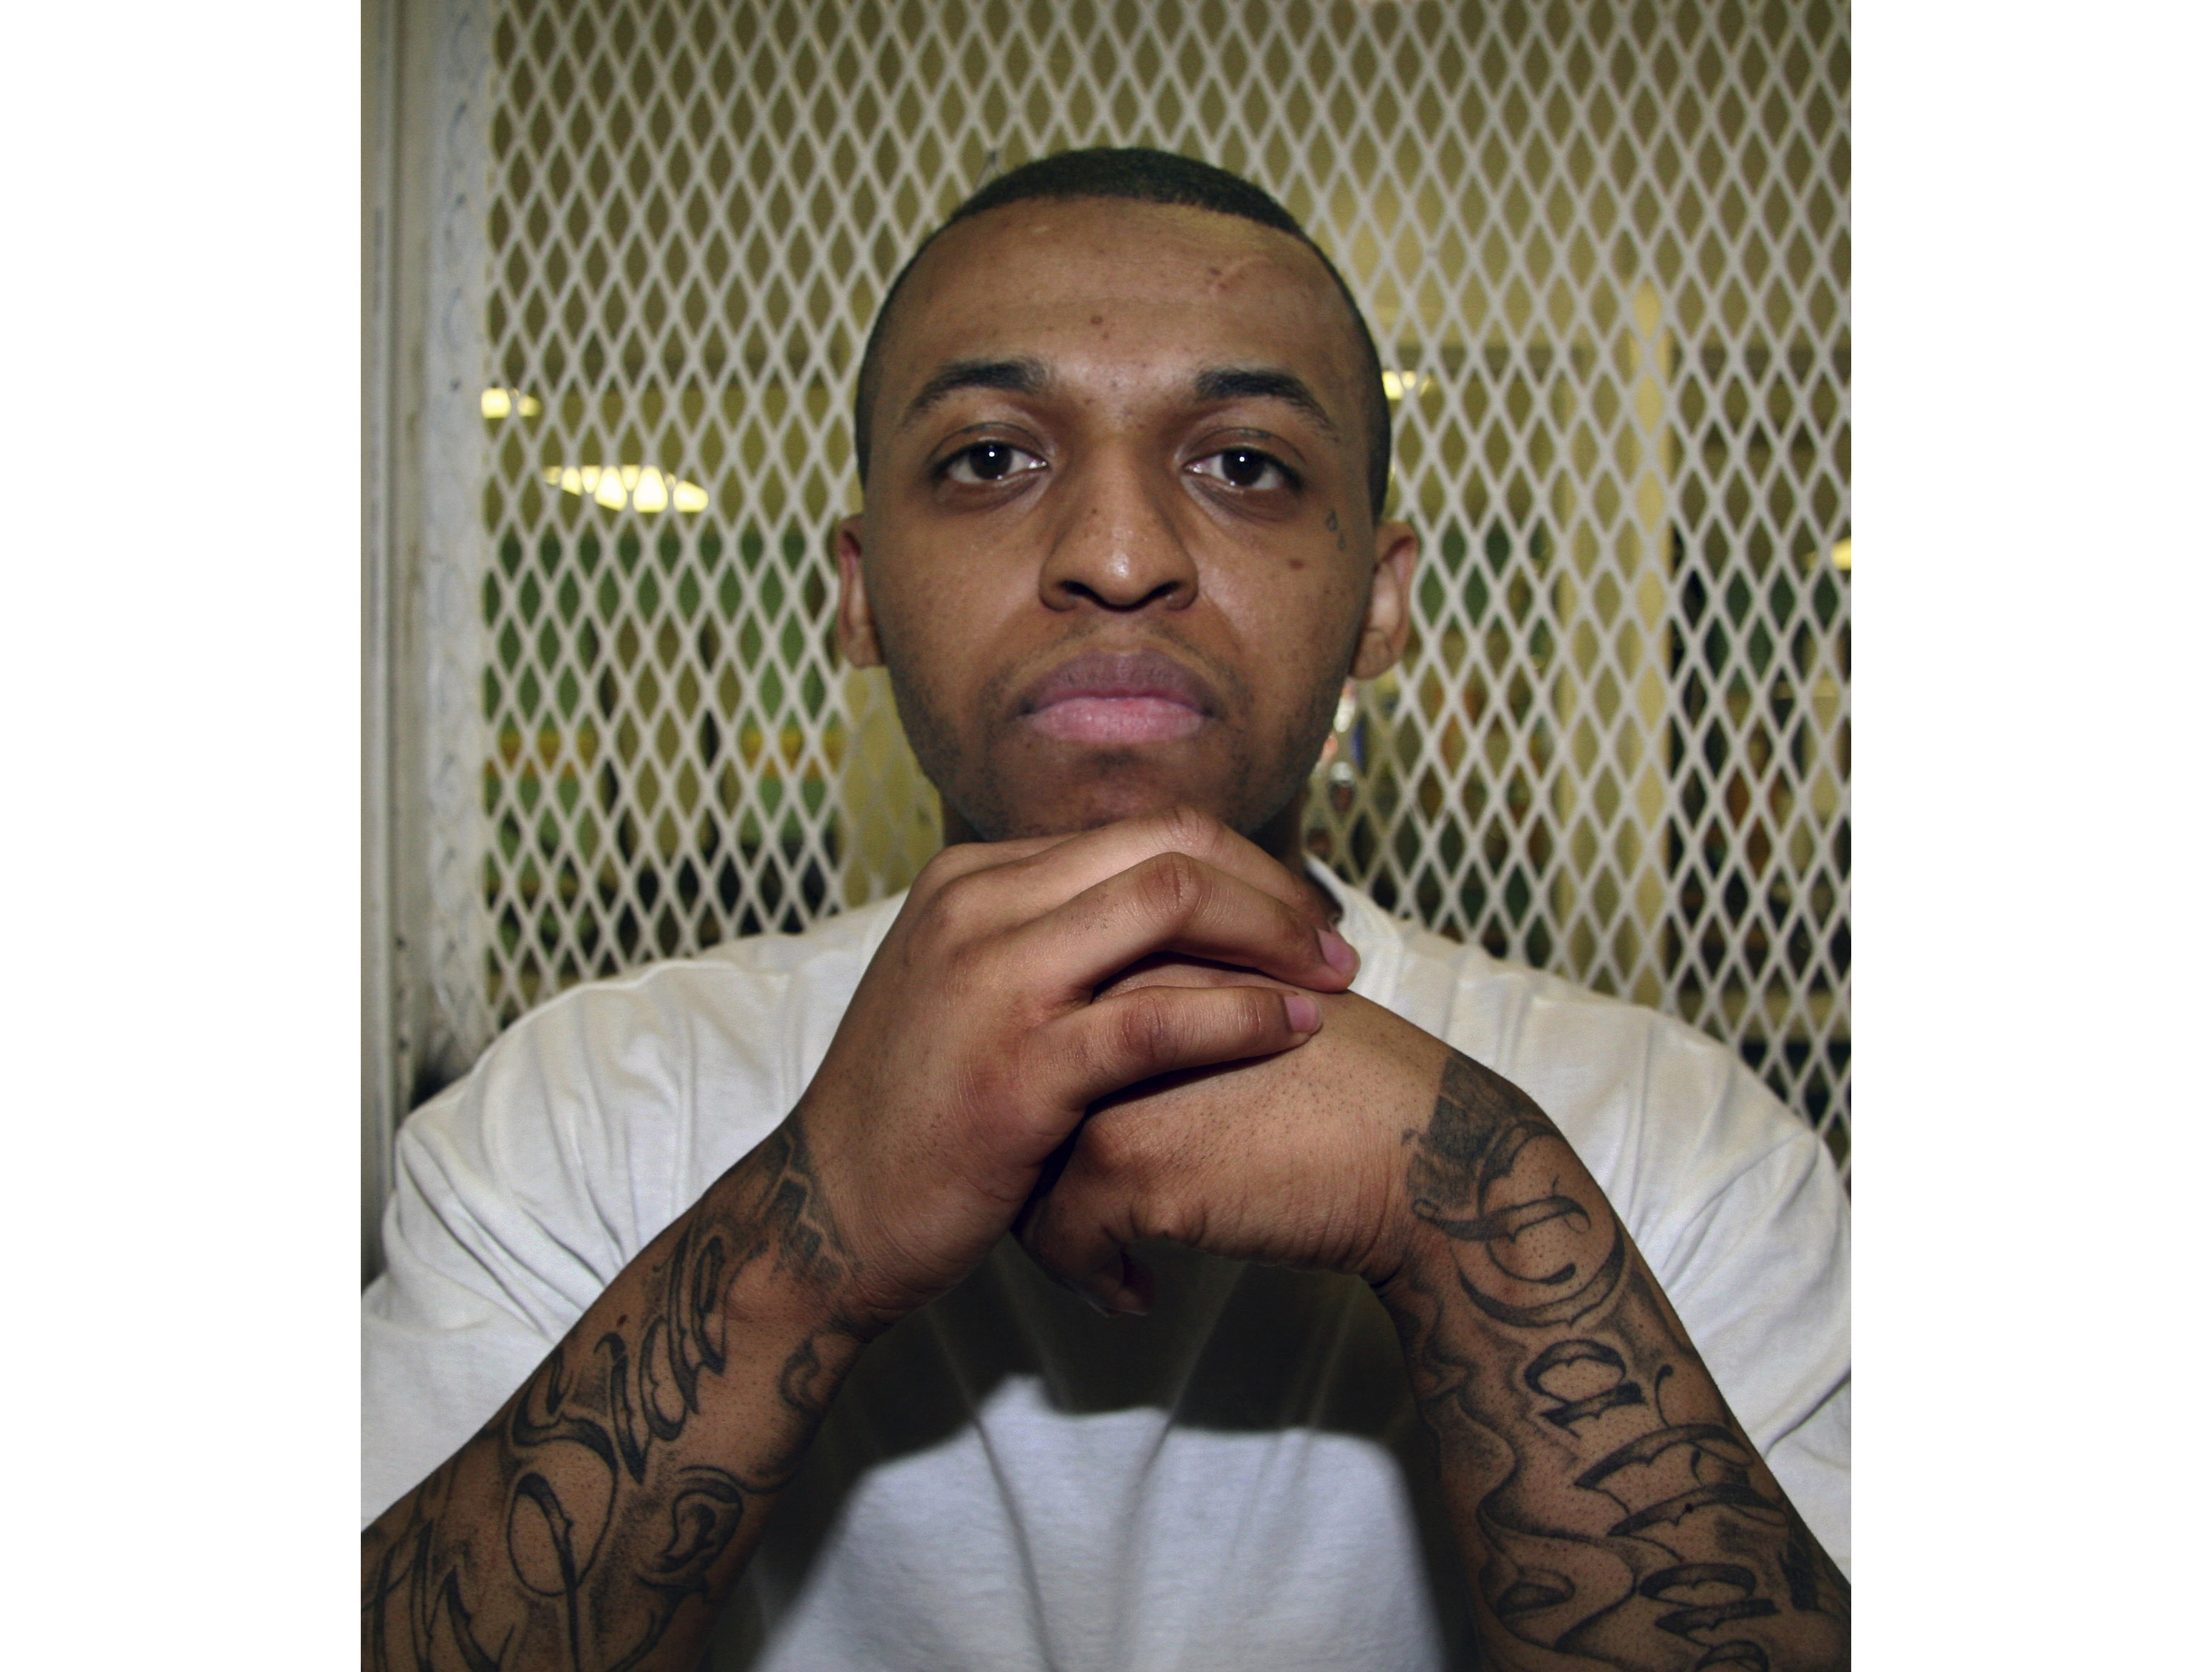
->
<box><xmin>1017</xmin><ymin>960</ymin><xmax>1447</xmax><ymax>1311</ymax></box>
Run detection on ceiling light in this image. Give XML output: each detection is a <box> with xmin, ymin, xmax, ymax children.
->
<box><xmin>481</xmin><ymin>387</ymin><xmax>543</xmax><ymax>419</ymax></box>
<box><xmin>542</xmin><ymin>464</ymin><xmax>709</xmax><ymax>514</ymax></box>
<box><xmin>1830</xmin><ymin>539</ymin><xmax>1851</xmax><ymax>572</ymax></box>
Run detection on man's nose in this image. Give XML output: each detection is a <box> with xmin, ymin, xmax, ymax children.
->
<box><xmin>1037</xmin><ymin>453</ymin><xmax>1198</xmax><ymax>613</ymax></box>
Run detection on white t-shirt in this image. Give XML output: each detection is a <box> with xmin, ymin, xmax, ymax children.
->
<box><xmin>363</xmin><ymin>869</ymin><xmax>1850</xmax><ymax>1669</ymax></box>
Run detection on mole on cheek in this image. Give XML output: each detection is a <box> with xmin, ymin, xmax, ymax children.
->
<box><xmin>1090</xmin><ymin>314</ymin><xmax>1103</xmax><ymax>326</ymax></box>
<box><xmin>1287</xmin><ymin>558</ymin><xmax>1306</xmax><ymax>570</ymax></box>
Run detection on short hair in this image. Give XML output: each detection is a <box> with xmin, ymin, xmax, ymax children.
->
<box><xmin>851</xmin><ymin>147</ymin><xmax>1392</xmax><ymax>520</ymax></box>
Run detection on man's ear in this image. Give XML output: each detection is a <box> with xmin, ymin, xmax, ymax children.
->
<box><xmin>1350</xmin><ymin>520</ymin><xmax>1418</xmax><ymax>679</ymax></box>
<box><xmin>834</xmin><ymin>515</ymin><xmax>883</xmax><ymax>669</ymax></box>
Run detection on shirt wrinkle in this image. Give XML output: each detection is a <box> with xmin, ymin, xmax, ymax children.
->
<box><xmin>398</xmin><ymin>1139</ymin><xmax>567</xmax><ymax>1338</ymax></box>
<box><xmin>364</xmin><ymin>875</ymin><xmax>1849</xmax><ymax>1667</ymax></box>
<box><xmin>956</xmin><ymin>1381</ymin><xmax>1063</xmax><ymax>1672</ymax></box>
<box><xmin>1596</xmin><ymin>1011</ymin><xmax>1646</xmax><ymax>1214</ymax></box>
<box><xmin>1674</xmin><ymin>1101</ymin><xmax>1829</xmax><ymax>1268</ymax></box>
<box><xmin>564</xmin><ymin>1056</ymin><xmax>635</xmax><ymax>1275</ymax></box>
<box><xmin>1763</xmin><ymin>1366</ymin><xmax>1850</xmax><ymax>1449</ymax></box>
<box><xmin>1488</xmin><ymin>971</ymin><xmax>1533</xmax><ymax>1067</ymax></box>
<box><xmin>669</xmin><ymin>1022</ymin><xmax>702</xmax><ymax>1233</ymax></box>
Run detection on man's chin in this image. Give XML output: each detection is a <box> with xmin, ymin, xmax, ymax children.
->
<box><xmin>942</xmin><ymin>758</ymin><xmax>1305</xmax><ymax>854</ymax></box>
<box><xmin>969</xmin><ymin>787</ymin><xmax>1233</xmax><ymax>843</ymax></box>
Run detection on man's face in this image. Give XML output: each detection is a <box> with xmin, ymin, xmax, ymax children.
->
<box><xmin>837</xmin><ymin>198</ymin><xmax>1416</xmax><ymax>845</ymax></box>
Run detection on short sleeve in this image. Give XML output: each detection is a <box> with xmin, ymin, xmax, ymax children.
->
<box><xmin>1643</xmin><ymin>1091</ymin><xmax>1851</xmax><ymax>1573</ymax></box>
<box><xmin>362</xmin><ymin>1100</ymin><xmax>571</xmax><ymax>1525</ymax></box>
<box><xmin>360</xmin><ymin>958</ymin><xmax>795</xmax><ymax>1527</ymax></box>
<box><xmin>1417</xmin><ymin>944</ymin><xmax>1852</xmax><ymax>1579</ymax></box>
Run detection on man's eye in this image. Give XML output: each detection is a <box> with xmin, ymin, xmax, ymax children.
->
<box><xmin>1191</xmin><ymin>447</ymin><xmax>1297</xmax><ymax>491</ymax></box>
<box><xmin>941</xmin><ymin>440</ymin><xmax>1046</xmax><ymax>485</ymax></box>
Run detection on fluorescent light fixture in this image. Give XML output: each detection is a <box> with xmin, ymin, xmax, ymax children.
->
<box><xmin>542</xmin><ymin>464</ymin><xmax>710</xmax><ymax>514</ymax></box>
<box><xmin>1381</xmin><ymin>369</ymin><xmax>1432</xmax><ymax>402</ymax></box>
<box><xmin>481</xmin><ymin>387</ymin><xmax>543</xmax><ymax>419</ymax></box>
<box><xmin>1831</xmin><ymin>538</ymin><xmax>1851</xmax><ymax>572</ymax></box>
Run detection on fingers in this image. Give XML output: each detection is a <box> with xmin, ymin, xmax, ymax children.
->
<box><xmin>1010</xmin><ymin>850</ymin><xmax>1358</xmax><ymax>998</ymax></box>
<box><xmin>906</xmin><ymin>830</ymin><xmax>1077</xmax><ymax>898</ymax></box>
<box><xmin>900</xmin><ymin>809</ymin><xmax>1357</xmax><ymax>1001</ymax></box>
<box><xmin>1020</xmin><ymin>1162</ymin><xmax>1158</xmax><ymax>1316</ymax></box>
<box><xmin>1056</xmin><ymin>981</ymin><xmax>1320</xmax><ymax>1109</ymax></box>
<box><xmin>1093</xmin><ymin>954</ymin><xmax>1298</xmax><ymax>1001</ymax></box>
<box><xmin>957</xmin><ymin>807</ymin><xmax>1335</xmax><ymax>932</ymax></box>
<box><xmin>1019</xmin><ymin>1118</ymin><xmax>1192</xmax><ymax>1316</ymax></box>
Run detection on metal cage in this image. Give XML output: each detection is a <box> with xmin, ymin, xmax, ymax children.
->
<box><xmin>366</xmin><ymin>0</ymin><xmax>1849</xmax><ymax>1266</ymax></box>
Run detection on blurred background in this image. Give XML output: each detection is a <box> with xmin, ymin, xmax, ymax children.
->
<box><xmin>364</xmin><ymin>0</ymin><xmax>1849</xmax><ymax>1275</ymax></box>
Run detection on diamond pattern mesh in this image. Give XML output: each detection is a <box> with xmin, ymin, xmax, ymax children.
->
<box><xmin>455</xmin><ymin>0</ymin><xmax>1849</xmax><ymax>1172</ymax></box>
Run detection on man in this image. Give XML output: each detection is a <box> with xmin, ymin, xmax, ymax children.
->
<box><xmin>362</xmin><ymin>148</ymin><xmax>1849</xmax><ymax>1671</ymax></box>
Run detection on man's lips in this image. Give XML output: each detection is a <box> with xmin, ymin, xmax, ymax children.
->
<box><xmin>1017</xmin><ymin>649</ymin><xmax>1217</xmax><ymax>747</ymax></box>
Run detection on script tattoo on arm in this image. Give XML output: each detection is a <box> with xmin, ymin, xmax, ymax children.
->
<box><xmin>361</xmin><ymin>1124</ymin><xmax>861</xmax><ymax>1672</ymax></box>
<box><xmin>1385</xmin><ymin>1052</ymin><xmax>1849</xmax><ymax>1671</ymax></box>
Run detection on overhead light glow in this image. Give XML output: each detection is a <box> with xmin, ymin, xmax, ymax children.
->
<box><xmin>543</xmin><ymin>464</ymin><xmax>709</xmax><ymax>514</ymax></box>
<box><xmin>481</xmin><ymin>387</ymin><xmax>543</xmax><ymax>419</ymax></box>
<box><xmin>1831</xmin><ymin>538</ymin><xmax>1851</xmax><ymax>572</ymax></box>
<box><xmin>1381</xmin><ymin>369</ymin><xmax>1432</xmax><ymax>402</ymax></box>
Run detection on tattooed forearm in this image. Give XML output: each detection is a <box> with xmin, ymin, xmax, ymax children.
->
<box><xmin>1385</xmin><ymin>1052</ymin><xmax>1848</xmax><ymax>1671</ymax></box>
<box><xmin>362</xmin><ymin>1122</ymin><xmax>864</xmax><ymax>1672</ymax></box>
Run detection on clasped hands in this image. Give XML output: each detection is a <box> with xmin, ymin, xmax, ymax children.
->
<box><xmin>792</xmin><ymin>807</ymin><xmax>1453</xmax><ymax>1332</ymax></box>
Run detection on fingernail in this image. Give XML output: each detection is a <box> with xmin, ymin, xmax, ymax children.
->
<box><xmin>1319</xmin><ymin>930</ymin><xmax>1359</xmax><ymax>976</ymax></box>
<box><xmin>1284</xmin><ymin>993</ymin><xmax>1321</xmax><ymax>1034</ymax></box>
<box><xmin>1110</xmin><ymin>1285</ymin><xmax>1151</xmax><ymax>1318</ymax></box>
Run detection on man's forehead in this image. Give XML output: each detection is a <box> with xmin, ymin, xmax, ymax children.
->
<box><xmin>880</xmin><ymin>199</ymin><xmax>1361</xmax><ymax>397</ymax></box>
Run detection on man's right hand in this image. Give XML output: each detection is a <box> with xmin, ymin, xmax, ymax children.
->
<box><xmin>789</xmin><ymin>807</ymin><xmax>1360</xmax><ymax>1330</ymax></box>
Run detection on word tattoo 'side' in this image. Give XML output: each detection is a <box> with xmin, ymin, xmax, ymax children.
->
<box><xmin>362</xmin><ymin>1129</ymin><xmax>863</xmax><ymax>1671</ymax></box>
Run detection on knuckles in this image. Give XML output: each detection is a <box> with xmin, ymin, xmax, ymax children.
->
<box><xmin>1145</xmin><ymin>803</ymin><xmax>1226</xmax><ymax>858</ymax></box>
<box><xmin>1206</xmin><ymin>983</ymin><xmax>1290</xmax><ymax>1051</ymax></box>
<box><xmin>913</xmin><ymin>866</ymin><xmax>989</xmax><ymax>941</ymax></box>
<box><xmin>1145</xmin><ymin>807</ymin><xmax>1250</xmax><ymax>898</ymax></box>
<box><xmin>911</xmin><ymin>842</ymin><xmax>981</xmax><ymax>900</ymax></box>
<box><xmin>1131</xmin><ymin>848</ymin><xmax>1208</xmax><ymax>927</ymax></box>
<box><xmin>1069</xmin><ymin>1108</ymin><xmax>1163</xmax><ymax>1185</ymax></box>
<box><xmin>1107</xmin><ymin>988</ymin><xmax>1186</xmax><ymax>1073</ymax></box>
<box><xmin>1100</xmin><ymin>981</ymin><xmax>1291</xmax><ymax>1082</ymax></box>
<box><xmin>1048</xmin><ymin>1121</ymin><xmax>1198</xmax><ymax>1255</ymax></box>
<box><xmin>1233</xmin><ymin>982</ymin><xmax>1288</xmax><ymax>1036</ymax></box>
<box><xmin>906</xmin><ymin>873</ymin><xmax>1025</xmax><ymax>996</ymax></box>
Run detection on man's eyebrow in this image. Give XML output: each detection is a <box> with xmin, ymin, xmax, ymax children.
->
<box><xmin>898</xmin><ymin>357</ymin><xmax>1049</xmax><ymax>430</ymax></box>
<box><xmin>1193</xmin><ymin>366</ymin><xmax>1340</xmax><ymax>437</ymax></box>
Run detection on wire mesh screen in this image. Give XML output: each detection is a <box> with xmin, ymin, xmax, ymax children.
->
<box><xmin>448</xmin><ymin>0</ymin><xmax>1848</xmax><ymax>1171</ymax></box>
